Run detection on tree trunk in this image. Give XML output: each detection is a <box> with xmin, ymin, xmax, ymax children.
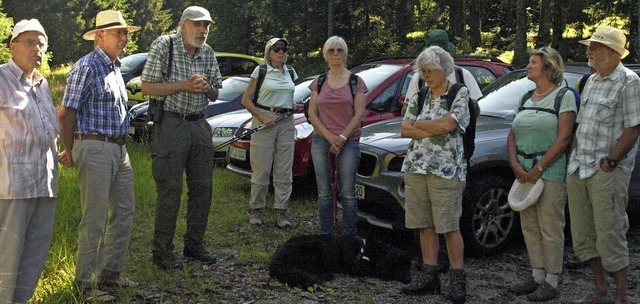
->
<box><xmin>467</xmin><ymin>0</ymin><xmax>481</xmax><ymax>48</ymax></box>
<box><xmin>551</xmin><ymin>0</ymin><xmax>565</xmax><ymax>50</ymax></box>
<box><xmin>449</xmin><ymin>0</ymin><xmax>465</xmax><ymax>40</ymax></box>
<box><xmin>327</xmin><ymin>0</ymin><xmax>334</xmax><ymax>38</ymax></box>
<box><xmin>537</xmin><ymin>0</ymin><xmax>552</xmax><ymax>48</ymax></box>
<box><xmin>514</xmin><ymin>0</ymin><xmax>529</xmax><ymax>66</ymax></box>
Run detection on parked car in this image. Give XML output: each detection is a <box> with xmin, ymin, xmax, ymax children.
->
<box><xmin>125</xmin><ymin>52</ymin><xmax>265</xmax><ymax>106</ymax></box>
<box><xmin>120</xmin><ymin>52</ymin><xmax>148</xmax><ymax>84</ymax></box>
<box><xmin>354</xmin><ymin>63</ymin><xmax>640</xmax><ymax>256</ymax></box>
<box><xmin>226</xmin><ymin>56</ymin><xmax>514</xmax><ymax>180</ymax></box>
<box><xmin>208</xmin><ymin>78</ymin><xmax>314</xmax><ymax>164</ymax></box>
<box><xmin>128</xmin><ymin>76</ymin><xmax>251</xmax><ymax>140</ymax></box>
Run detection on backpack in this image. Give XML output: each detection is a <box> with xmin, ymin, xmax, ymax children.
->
<box><xmin>303</xmin><ymin>72</ymin><xmax>358</xmax><ymax>125</ymax></box>
<box><xmin>251</xmin><ymin>64</ymin><xmax>294</xmax><ymax>104</ymax></box>
<box><xmin>416</xmin><ymin>82</ymin><xmax>480</xmax><ymax>164</ymax></box>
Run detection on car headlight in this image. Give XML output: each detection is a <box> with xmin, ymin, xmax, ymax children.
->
<box><xmin>212</xmin><ymin>127</ymin><xmax>237</xmax><ymax>137</ymax></box>
<box><xmin>294</xmin><ymin>122</ymin><xmax>314</xmax><ymax>140</ymax></box>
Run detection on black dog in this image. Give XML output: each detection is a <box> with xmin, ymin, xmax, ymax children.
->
<box><xmin>269</xmin><ymin>234</ymin><xmax>412</xmax><ymax>288</ymax></box>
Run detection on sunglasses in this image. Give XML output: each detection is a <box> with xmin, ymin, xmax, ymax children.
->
<box><xmin>272</xmin><ymin>46</ymin><xmax>288</xmax><ymax>53</ymax></box>
<box><xmin>328</xmin><ymin>48</ymin><xmax>344</xmax><ymax>54</ymax></box>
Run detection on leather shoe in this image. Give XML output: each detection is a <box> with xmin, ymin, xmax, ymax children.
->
<box><xmin>184</xmin><ymin>247</ymin><xmax>217</xmax><ymax>265</ymax></box>
<box><xmin>152</xmin><ymin>253</ymin><xmax>183</xmax><ymax>270</ymax></box>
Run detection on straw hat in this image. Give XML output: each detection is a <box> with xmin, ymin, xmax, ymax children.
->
<box><xmin>11</xmin><ymin>19</ymin><xmax>47</xmax><ymax>42</ymax></box>
<box><xmin>579</xmin><ymin>25</ymin><xmax>629</xmax><ymax>59</ymax></box>
<box><xmin>508</xmin><ymin>179</ymin><xmax>544</xmax><ymax>212</ymax></box>
<box><xmin>83</xmin><ymin>10</ymin><xmax>140</xmax><ymax>41</ymax></box>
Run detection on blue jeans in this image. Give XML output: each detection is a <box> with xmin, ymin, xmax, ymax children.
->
<box><xmin>311</xmin><ymin>135</ymin><xmax>360</xmax><ymax>236</ymax></box>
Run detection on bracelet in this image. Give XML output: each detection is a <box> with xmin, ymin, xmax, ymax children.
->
<box><xmin>339</xmin><ymin>134</ymin><xmax>347</xmax><ymax>141</ymax></box>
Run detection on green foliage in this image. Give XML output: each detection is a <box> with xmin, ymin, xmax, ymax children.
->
<box><xmin>0</xmin><ymin>1</ymin><xmax>12</xmax><ymax>63</ymax></box>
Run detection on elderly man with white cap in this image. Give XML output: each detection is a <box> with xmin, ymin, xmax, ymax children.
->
<box><xmin>0</xmin><ymin>19</ymin><xmax>57</xmax><ymax>304</ymax></box>
<box><xmin>141</xmin><ymin>6</ymin><xmax>222</xmax><ymax>271</ymax></box>
<box><xmin>58</xmin><ymin>10</ymin><xmax>140</xmax><ymax>301</ymax></box>
<box><xmin>567</xmin><ymin>25</ymin><xmax>640</xmax><ymax>304</ymax></box>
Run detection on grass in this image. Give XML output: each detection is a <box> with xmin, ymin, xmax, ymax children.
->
<box><xmin>30</xmin><ymin>142</ymin><xmax>319</xmax><ymax>303</ymax></box>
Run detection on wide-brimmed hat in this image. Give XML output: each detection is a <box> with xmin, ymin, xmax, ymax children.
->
<box><xmin>11</xmin><ymin>19</ymin><xmax>48</xmax><ymax>42</ymax></box>
<box><xmin>579</xmin><ymin>25</ymin><xmax>629</xmax><ymax>59</ymax></box>
<box><xmin>83</xmin><ymin>10</ymin><xmax>140</xmax><ymax>41</ymax></box>
<box><xmin>425</xmin><ymin>29</ymin><xmax>455</xmax><ymax>53</ymax></box>
<box><xmin>181</xmin><ymin>6</ymin><xmax>213</xmax><ymax>23</ymax></box>
<box><xmin>508</xmin><ymin>179</ymin><xmax>544</xmax><ymax>212</ymax></box>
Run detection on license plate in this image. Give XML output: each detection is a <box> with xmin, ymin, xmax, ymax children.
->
<box><xmin>355</xmin><ymin>184</ymin><xmax>365</xmax><ymax>199</ymax></box>
<box><xmin>229</xmin><ymin>146</ymin><xmax>247</xmax><ymax>161</ymax></box>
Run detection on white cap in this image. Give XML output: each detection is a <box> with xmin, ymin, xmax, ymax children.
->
<box><xmin>11</xmin><ymin>19</ymin><xmax>47</xmax><ymax>42</ymax></box>
<box><xmin>508</xmin><ymin>179</ymin><xmax>544</xmax><ymax>212</ymax></box>
<box><xmin>181</xmin><ymin>6</ymin><xmax>213</xmax><ymax>23</ymax></box>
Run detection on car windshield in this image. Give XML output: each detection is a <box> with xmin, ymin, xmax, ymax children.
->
<box><xmin>479</xmin><ymin>69</ymin><xmax>584</xmax><ymax>120</ymax></box>
<box><xmin>351</xmin><ymin>64</ymin><xmax>404</xmax><ymax>95</ymax></box>
<box><xmin>120</xmin><ymin>53</ymin><xmax>147</xmax><ymax>74</ymax></box>
<box><xmin>218</xmin><ymin>77</ymin><xmax>249</xmax><ymax>101</ymax></box>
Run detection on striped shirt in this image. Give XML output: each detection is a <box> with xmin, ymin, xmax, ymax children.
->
<box><xmin>61</xmin><ymin>47</ymin><xmax>130</xmax><ymax>137</ymax></box>
<box><xmin>0</xmin><ymin>59</ymin><xmax>58</xmax><ymax>199</ymax></box>
<box><xmin>568</xmin><ymin>63</ymin><xmax>640</xmax><ymax>178</ymax></box>
<box><xmin>141</xmin><ymin>33</ymin><xmax>222</xmax><ymax>114</ymax></box>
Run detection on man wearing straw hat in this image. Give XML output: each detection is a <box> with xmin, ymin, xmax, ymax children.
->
<box><xmin>141</xmin><ymin>6</ymin><xmax>222</xmax><ymax>271</ymax></box>
<box><xmin>58</xmin><ymin>10</ymin><xmax>139</xmax><ymax>301</ymax></box>
<box><xmin>567</xmin><ymin>25</ymin><xmax>640</xmax><ymax>304</ymax></box>
<box><xmin>0</xmin><ymin>19</ymin><xmax>57</xmax><ymax>304</ymax></box>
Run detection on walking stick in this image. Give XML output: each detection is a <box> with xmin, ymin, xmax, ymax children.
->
<box><xmin>214</xmin><ymin>111</ymin><xmax>293</xmax><ymax>151</ymax></box>
<box><xmin>329</xmin><ymin>150</ymin><xmax>341</xmax><ymax>234</ymax></box>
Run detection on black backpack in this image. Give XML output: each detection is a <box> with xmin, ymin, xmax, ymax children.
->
<box><xmin>251</xmin><ymin>64</ymin><xmax>294</xmax><ymax>104</ymax></box>
<box><xmin>303</xmin><ymin>72</ymin><xmax>358</xmax><ymax>125</ymax></box>
<box><xmin>416</xmin><ymin>83</ymin><xmax>479</xmax><ymax>165</ymax></box>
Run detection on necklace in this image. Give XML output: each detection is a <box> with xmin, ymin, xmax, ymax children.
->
<box><xmin>534</xmin><ymin>84</ymin><xmax>556</xmax><ymax>97</ymax></box>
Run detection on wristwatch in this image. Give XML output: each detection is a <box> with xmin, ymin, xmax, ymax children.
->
<box><xmin>535</xmin><ymin>165</ymin><xmax>544</xmax><ymax>172</ymax></box>
<box><xmin>603</xmin><ymin>156</ymin><xmax>618</xmax><ymax>168</ymax></box>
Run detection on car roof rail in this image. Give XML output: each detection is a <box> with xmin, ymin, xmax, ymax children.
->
<box><xmin>452</xmin><ymin>55</ymin><xmax>506</xmax><ymax>63</ymax></box>
<box><xmin>359</xmin><ymin>56</ymin><xmax>416</xmax><ymax>64</ymax></box>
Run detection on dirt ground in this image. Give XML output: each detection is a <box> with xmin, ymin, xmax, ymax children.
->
<box><xmin>136</xmin><ymin>208</ymin><xmax>640</xmax><ymax>304</ymax></box>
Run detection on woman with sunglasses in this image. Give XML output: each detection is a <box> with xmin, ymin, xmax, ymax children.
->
<box><xmin>241</xmin><ymin>37</ymin><xmax>298</xmax><ymax>228</ymax></box>
<box><xmin>506</xmin><ymin>46</ymin><xmax>577</xmax><ymax>301</ymax></box>
<box><xmin>307</xmin><ymin>36</ymin><xmax>367</xmax><ymax>236</ymax></box>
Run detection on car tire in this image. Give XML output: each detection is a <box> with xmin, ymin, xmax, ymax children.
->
<box><xmin>460</xmin><ymin>174</ymin><xmax>520</xmax><ymax>256</ymax></box>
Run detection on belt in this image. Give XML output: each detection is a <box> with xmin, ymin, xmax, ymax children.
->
<box><xmin>164</xmin><ymin>110</ymin><xmax>204</xmax><ymax>121</ymax></box>
<box><xmin>516</xmin><ymin>149</ymin><xmax>546</xmax><ymax>159</ymax></box>
<box><xmin>256</xmin><ymin>104</ymin><xmax>291</xmax><ymax>114</ymax></box>
<box><xmin>74</xmin><ymin>134</ymin><xmax>126</xmax><ymax>146</ymax></box>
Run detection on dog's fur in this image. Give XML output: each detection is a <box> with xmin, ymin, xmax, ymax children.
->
<box><xmin>269</xmin><ymin>234</ymin><xmax>412</xmax><ymax>288</ymax></box>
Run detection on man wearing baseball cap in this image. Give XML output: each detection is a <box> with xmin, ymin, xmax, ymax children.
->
<box><xmin>0</xmin><ymin>18</ymin><xmax>57</xmax><ymax>304</ymax></box>
<box><xmin>58</xmin><ymin>10</ymin><xmax>140</xmax><ymax>301</ymax></box>
<box><xmin>567</xmin><ymin>25</ymin><xmax>640</xmax><ymax>304</ymax></box>
<box><xmin>141</xmin><ymin>6</ymin><xmax>222</xmax><ymax>270</ymax></box>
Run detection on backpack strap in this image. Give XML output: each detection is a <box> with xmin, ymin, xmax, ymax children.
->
<box><xmin>445</xmin><ymin>82</ymin><xmax>465</xmax><ymax>110</ymax></box>
<box><xmin>316</xmin><ymin>72</ymin><xmax>327</xmax><ymax>95</ymax></box>
<box><xmin>251</xmin><ymin>64</ymin><xmax>268</xmax><ymax>104</ymax></box>
<box><xmin>349</xmin><ymin>73</ymin><xmax>358</xmax><ymax>99</ymax></box>
<box><xmin>454</xmin><ymin>66</ymin><xmax>464</xmax><ymax>85</ymax></box>
<box><xmin>416</xmin><ymin>85</ymin><xmax>429</xmax><ymax>115</ymax></box>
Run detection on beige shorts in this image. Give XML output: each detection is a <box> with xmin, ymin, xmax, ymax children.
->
<box><xmin>404</xmin><ymin>173</ymin><xmax>465</xmax><ymax>233</ymax></box>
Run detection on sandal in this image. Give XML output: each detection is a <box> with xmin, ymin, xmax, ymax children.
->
<box><xmin>99</xmin><ymin>276</ymin><xmax>137</xmax><ymax>288</ymax></box>
<box><xmin>80</xmin><ymin>289</ymin><xmax>116</xmax><ymax>302</ymax></box>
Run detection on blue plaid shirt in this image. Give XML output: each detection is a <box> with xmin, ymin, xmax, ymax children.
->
<box><xmin>61</xmin><ymin>47</ymin><xmax>130</xmax><ymax>137</ymax></box>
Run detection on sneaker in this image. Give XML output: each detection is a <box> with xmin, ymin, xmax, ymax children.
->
<box><xmin>275</xmin><ymin>209</ymin><xmax>291</xmax><ymax>228</ymax></box>
<box><xmin>152</xmin><ymin>253</ymin><xmax>183</xmax><ymax>270</ymax></box>
<box><xmin>571</xmin><ymin>292</ymin><xmax>614</xmax><ymax>304</ymax></box>
<box><xmin>183</xmin><ymin>247</ymin><xmax>217</xmax><ymax>265</ymax></box>
<box><xmin>509</xmin><ymin>276</ymin><xmax>540</xmax><ymax>295</ymax></box>
<box><xmin>249</xmin><ymin>208</ymin><xmax>263</xmax><ymax>225</ymax></box>
<box><xmin>527</xmin><ymin>282</ymin><xmax>559</xmax><ymax>301</ymax></box>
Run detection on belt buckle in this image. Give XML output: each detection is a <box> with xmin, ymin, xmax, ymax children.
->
<box><xmin>181</xmin><ymin>113</ymin><xmax>189</xmax><ymax>120</ymax></box>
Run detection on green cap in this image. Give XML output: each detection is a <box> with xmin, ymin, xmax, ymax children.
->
<box><xmin>425</xmin><ymin>29</ymin><xmax>455</xmax><ymax>52</ymax></box>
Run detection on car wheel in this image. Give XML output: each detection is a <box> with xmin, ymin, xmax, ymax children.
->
<box><xmin>460</xmin><ymin>174</ymin><xmax>519</xmax><ymax>256</ymax></box>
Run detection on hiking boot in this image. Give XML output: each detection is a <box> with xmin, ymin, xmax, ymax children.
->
<box><xmin>183</xmin><ymin>247</ymin><xmax>217</xmax><ymax>265</ymax></box>
<box><xmin>249</xmin><ymin>208</ymin><xmax>263</xmax><ymax>225</ymax></box>
<box><xmin>509</xmin><ymin>276</ymin><xmax>540</xmax><ymax>295</ymax></box>
<box><xmin>401</xmin><ymin>263</ymin><xmax>440</xmax><ymax>296</ymax></box>
<box><xmin>449</xmin><ymin>269</ymin><xmax>467</xmax><ymax>303</ymax></box>
<box><xmin>571</xmin><ymin>292</ymin><xmax>614</xmax><ymax>304</ymax></box>
<box><xmin>527</xmin><ymin>282</ymin><xmax>559</xmax><ymax>301</ymax></box>
<box><xmin>275</xmin><ymin>209</ymin><xmax>291</xmax><ymax>228</ymax></box>
<box><xmin>152</xmin><ymin>252</ymin><xmax>183</xmax><ymax>270</ymax></box>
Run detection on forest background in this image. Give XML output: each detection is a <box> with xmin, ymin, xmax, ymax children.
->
<box><xmin>0</xmin><ymin>0</ymin><xmax>638</xmax><ymax>78</ymax></box>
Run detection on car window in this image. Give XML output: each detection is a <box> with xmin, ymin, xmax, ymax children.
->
<box><xmin>401</xmin><ymin>71</ymin><xmax>415</xmax><ymax>96</ymax></box>
<box><xmin>217</xmin><ymin>77</ymin><xmax>249</xmax><ymax>101</ymax></box>
<box><xmin>464</xmin><ymin>66</ymin><xmax>497</xmax><ymax>90</ymax></box>
<box><xmin>228</xmin><ymin>58</ymin><xmax>260</xmax><ymax>75</ymax></box>
<box><xmin>120</xmin><ymin>53</ymin><xmax>147</xmax><ymax>74</ymax></box>
<box><xmin>368</xmin><ymin>77</ymin><xmax>401</xmax><ymax>112</ymax></box>
<box><xmin>351</xmin><ymin>64</ymin><xmax>404</xmax><ymax>94</ymax></box>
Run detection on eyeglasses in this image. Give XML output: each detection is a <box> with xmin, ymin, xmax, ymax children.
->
<box><xmin>538</xmin><ymin>47</ymin><xmax>548</xmax><ymax>53</ymax></box>
<box><xmin>13</xmin><ymin>39</ymin><xmax>48</xmax><ymax>51</ymax></box>
<box><xmin>328</xmin><ymin>48</ymin><xmax>344</xmax><ymax>54</ymax></box>
<box><xmin>272</xmin><ymin>46</ymin><xmax>288</xmax><ymax>53</ymax></box>
<box><xmin>104</xmin><ymin>30</ymin><xmax>130</xmax><ymax>38</ymax></box>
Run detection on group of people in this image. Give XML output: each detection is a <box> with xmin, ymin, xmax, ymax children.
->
<box><xmin>1</xmin><ymin>6</ymin><xmax>223</xmax><ymax>302</ymax></box>
<box><xmin>0</xmin><ymin>5</ymin><xmax>638</xmax><ymax>304</ymax></box>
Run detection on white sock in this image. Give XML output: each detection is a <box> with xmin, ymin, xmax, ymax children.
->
<box><xmin>532</xmin><ymin>268</ymin><xmax>545</xmax><ymax>284</ymax></box>
<box><xmin>545</xmin><ymin>273</ymin><xmax>559</xmax><ymax>288</ymax></box>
